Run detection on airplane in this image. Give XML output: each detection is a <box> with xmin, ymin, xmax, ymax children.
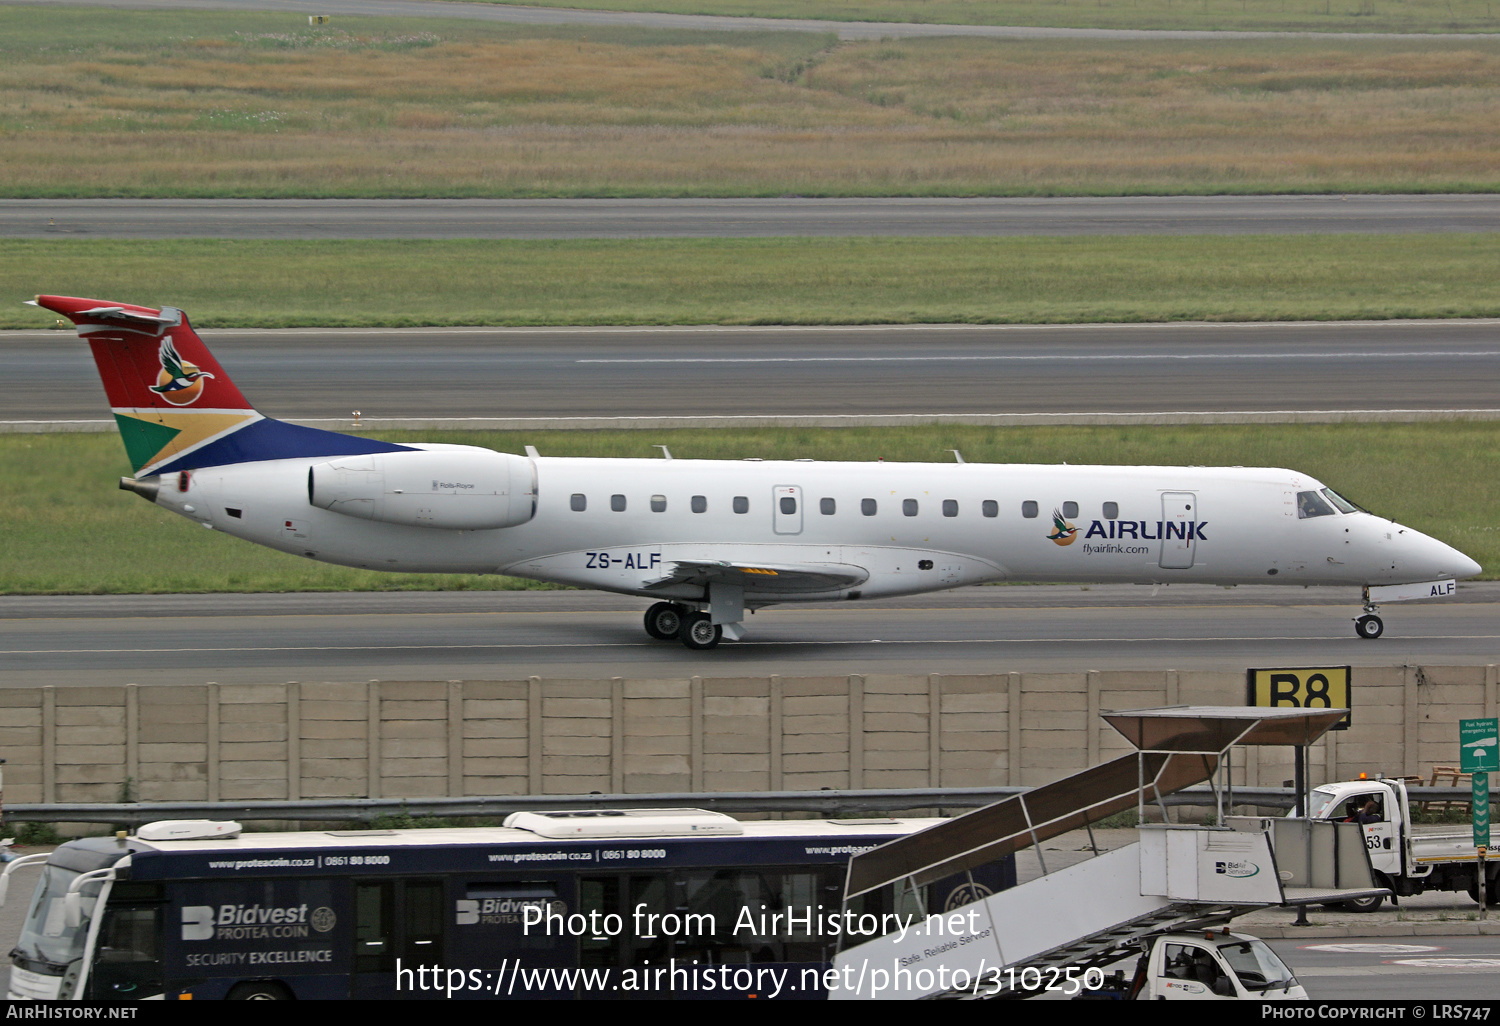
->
<box><xmin>32</xmin><ymin>294</ymin><xmax>1482</xmax><ymax>649</ymax></box>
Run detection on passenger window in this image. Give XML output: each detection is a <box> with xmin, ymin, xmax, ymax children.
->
<box><xmin>1022</xmin><ymin>501</ymin><xmax>1038</xmax><ymax>518</ymax></box>
<box><xmin>691</xmin><ymin>495</ymin><xmax>707</xmax><ymax>514</ymax></box>
<box><xmin>1063</xmin><ymin>501</ymin><xmax>1079</xmax><ymax>519</ymax></box>
<box><xmin>733</xmin><ymin>496</ymin><xmax>749</xmax><ymax>514</ymax></box>
<box><xmin>981</xmin><ymin>500</ymin><xmax>998</xmax><ymax>518</ymax></box>
<box><xmin>861</xmin><ymin>498</ymin><xmax>877</xmax><ymax>516</ymax></box>
<box><xmin>820</xmin><ymin>498</ymin><xmax>836</xmax><ymax>515</ymax></box>
<box><xmin>903</xmin><ymin>499</ymin><xmax>918</xmax><ymax>517</ymax></box>
<box><xmin>611</xmin><ymin>494</ymin><xmax>626</xmax><ymax>512</ymax></box>
<box><xmin>942</xmin><ymin>499</ymin><xmax>958</xmax><ymax>517</ymax></box>
<box><xmin>780</xmin><ymin>496</ymin><xmax>797</xmax><ymax>515</ymax></box>
<box><xmin>1102</xmin><ymin>501</ymin><xmax>1118</xmax><ymax>520</ymax></box>
<box><xmin>650</xmin><ymin>495</ymin><xmax>667</xmax><ymax>513</ymax></box>
<box><xmin>570</xmin><ymin>494</ymin><xmax>586</xmax><ymax>512</ymax></box>
<box><xmin>1297</xmin><ymin>490</ymin><xmax>1336</xmax><ymax>519</ymax></box>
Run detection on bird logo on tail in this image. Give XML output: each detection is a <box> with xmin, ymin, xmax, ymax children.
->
<box><xmin>148</xmin><ymin>337</ymin><xmax>215</xmax><ymax>406</ymax></box>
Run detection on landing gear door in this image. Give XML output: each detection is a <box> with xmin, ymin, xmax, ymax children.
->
<box><xmin>773</xmin><ymin>485</ymin><xmax>803</xmax><ymax>536</ymax></box>
<box><xmin>1159</xmin><ymin>492</ymin><xmax>1198</xmax><ymax>570</ymax></box>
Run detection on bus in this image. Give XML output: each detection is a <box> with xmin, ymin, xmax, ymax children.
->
<box><xmin>3</xmin><ymin>809</ymin><xmax>1013</xmax><ymax>1001</ymax></box>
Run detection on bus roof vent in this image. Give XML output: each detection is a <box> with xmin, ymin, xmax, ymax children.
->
<box><xmin>136</xmin><ymin>820</ymin><xmax>242</xmax><ymax>841</ymax></box>
<box><xmin>503</xmin><ymin>809</ymin><xmax>743</xmax><ymax>839</ymax></box>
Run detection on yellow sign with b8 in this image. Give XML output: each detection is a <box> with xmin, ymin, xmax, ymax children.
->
<box><xmin>1246</xmin><ymin>666</ymin><xmax>1351</xmax><ymax>730</ymax></box>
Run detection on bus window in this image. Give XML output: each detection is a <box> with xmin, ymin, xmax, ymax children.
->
<box><xmin>86</xmin><ymin>906</ymin><xmax>162</xmax><ymax>1000</ymax></box>
<box><xmin>354</xmin><ymin>881</ymin><xmax>394</xmax><ymax>974</ymax></box>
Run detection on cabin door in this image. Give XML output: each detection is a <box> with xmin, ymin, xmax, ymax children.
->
<box><xmin>772</xmin><ymin>485</ymin><xmax>803</xmax><ymax>535</ymax></box>
<box><xmin>1159</xmin><ymin>491</ymin><xmax>1198</xmax><ymax>569</ymax></box>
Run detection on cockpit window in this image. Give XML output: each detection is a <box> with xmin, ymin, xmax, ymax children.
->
<box><xmin>1296</xmin><ymin>490</ymin><xmax>1336</xmax><ymax>519</ymax></box>
<box><xmin>1320</xmin><ymin>488</ymin><xmax>1362</xmax><ymax>514</ymax></box>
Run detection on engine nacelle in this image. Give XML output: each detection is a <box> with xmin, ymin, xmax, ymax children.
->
<box><xmin>308</xmin><ymin>448</ymin><xmax>536</xmax><ymax>530</ymax></box>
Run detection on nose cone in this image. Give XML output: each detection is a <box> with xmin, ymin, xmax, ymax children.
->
<box><xmin>1412</xmin><ymin>530</ymin><xmax>1482</xmax><ymax>581</ymax></box>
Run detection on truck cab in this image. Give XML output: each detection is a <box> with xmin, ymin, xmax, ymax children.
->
<box><xmin>1307</xmin><ymin>779</ymin><xmax>1406</xmax><ymax>883</ymax></box>
<box><xmin>1135</xmin><ymin>931</ymin><xmax>1306</xmax><ymax>1000</ymax></box>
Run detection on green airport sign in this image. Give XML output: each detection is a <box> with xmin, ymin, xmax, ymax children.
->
<box><xmin>1460</xmin><ymin>718</ymin><xmax>1500</xmax><ymax>773</ymax></box>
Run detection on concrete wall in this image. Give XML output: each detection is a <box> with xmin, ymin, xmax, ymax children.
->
<box><xmin>2</xmin><ymin>666</ymin><xmax>1496</xmax><ymax>805</ymax></box>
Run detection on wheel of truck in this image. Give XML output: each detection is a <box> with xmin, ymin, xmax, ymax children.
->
<box><xmin>1343</xmin><ymin>871</ymin><xmax>1388</xmax><ymax>912</ymax></box>
<box><xmin>1467</xmin><ymin>874</ymin><xmax>1498</xmax><ymax>905</ymax></box>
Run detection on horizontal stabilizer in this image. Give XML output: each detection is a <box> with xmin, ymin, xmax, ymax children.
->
<box><xmin>33</xmin><ymin>296</ymin><xmax>182</xmax><ymax>335</ymax></box>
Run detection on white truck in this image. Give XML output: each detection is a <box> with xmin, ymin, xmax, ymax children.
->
<box><xmin>1306</xmin><ymin>776</ymin><xmax>1500</xmax><ymax>909</ymax></box>
<box><xmin>1086</xmin><ymin>929</ymin><xmax>1306</xmax><ymax>1001</ymax></box>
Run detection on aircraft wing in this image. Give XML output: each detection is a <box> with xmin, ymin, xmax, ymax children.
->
<box><xmin>643</xmin><ymin>559</ymin><xmax>869</xmax><ymax>596</ymax></box>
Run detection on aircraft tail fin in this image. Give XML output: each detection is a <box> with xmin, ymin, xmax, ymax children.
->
<box><xmin>32</xmin><ymin>295</ymin><xmax>412</xmax><ymax>477</ymax></box>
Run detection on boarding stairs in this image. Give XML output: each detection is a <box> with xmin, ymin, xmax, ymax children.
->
<box><xmin>831</xmin><ymin>706</ymin><xmax>1383</xmax><ymax>1000</ymax></box>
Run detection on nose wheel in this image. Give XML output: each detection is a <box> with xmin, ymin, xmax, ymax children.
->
<box><xmin>1354</xmin><ymin>609</ymin><xmax>1384</xmax><ymax>640</ymax></box>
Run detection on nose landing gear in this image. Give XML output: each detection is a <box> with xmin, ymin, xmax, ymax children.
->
<box><xmin>1354</xmin><ymin>588</ymin><xmax>1384</xmax><ymax>639</ymax></box>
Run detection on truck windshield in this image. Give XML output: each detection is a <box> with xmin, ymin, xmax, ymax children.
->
<box><xmin>1218</xmin><ymin>938</ymin><xmax>1296</xmax><ymax>992</ymax></box>
<box><xmin>14</xmin><ymin>865</ymin><xmax>100</xmax><ymax>969</ymax></box>
<box><xmin>1305</xmin><ymin>789</ymin><xmax>1339</xmax><ymax>820</ymax></box>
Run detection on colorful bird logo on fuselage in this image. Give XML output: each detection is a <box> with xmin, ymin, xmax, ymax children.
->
<box><xmin>1048</xmin><ymin>508</ymin><xmax>1078</xmax><ymax>545</ymax></box>
<box><xmin>149</xmin><ymin>337</ymin><xmax>214</xmax><ymax>406</ymax></box>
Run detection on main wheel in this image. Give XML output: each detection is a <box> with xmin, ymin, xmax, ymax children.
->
<box><xmin>679</xmin><ymin>612</ymin><xmax>722</xmax><ymax>650</ymax></box>
<box><xmin>1354</xmin><ymin>614</ymin><xmax>1384</xmax><ymax>640</ymax></box>
<box><xmin>644</xmin><ymin>602</ymin><xmax>686</xmax><ymax>640</ymax></box>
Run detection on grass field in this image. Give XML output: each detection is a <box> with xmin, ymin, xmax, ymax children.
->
<box><xmin>472</xmin><ymin>0</ymin><xmax>1500</xmax><ymax>34</ymax></box>
<box><xmin>4</xmin><ymin>7</ymin><xmax>1500</xmax><ymax>196</ymax></box>
<box><xmin>1</xmin><ymin>423</ymin><xmax>1494</xmax><ymax>593</ymax></box>
<box><xmin>5</xmin><ymin>234</ymin><xmax>1500</xmax><ymax>328</ymax></box>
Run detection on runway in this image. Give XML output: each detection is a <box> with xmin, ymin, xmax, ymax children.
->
<box><xmin>2</xmin><ymin>584</ymin><xmax>1495</xmax><ymax>686</ymax></box>
<box><xmin>5</xmin><ymin>0</ymin><xmax>1495</xmax><ymax>40</ymax></box>
<box><xmin>8</xmin><ymin>195</ymin><xmax>1500</xmax><ymax>240</ymax></box>
<box><xmin>6</xmin><ymin>320</ymin><xmax>1500</xmax><ymax>424</ymax></box>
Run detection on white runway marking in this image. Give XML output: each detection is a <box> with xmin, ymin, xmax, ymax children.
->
<box><xmin>579</xmin><ymin>350</ymin><xmax>1500</xmax><ymax>364</ymax></box>
<box><xmin>7</xmin><ymin>633</ymin><xmax>1500</xmax><ymax>655</ymax></box>
<box><xmin>1302</xmin><ymin>943</ymin><xmax>1442</xmax><ymax>954</ymax></box>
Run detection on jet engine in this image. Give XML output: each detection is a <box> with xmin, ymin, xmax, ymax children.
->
<box><xmin>308</xmin><ymin>448</ymin><xmax>536</xmax><ymax>530</ymax></box>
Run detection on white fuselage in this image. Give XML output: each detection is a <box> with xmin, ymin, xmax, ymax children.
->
<box><xmin>156</xmin><ymin>446</ymin><xmax>1477</xmax><ymax>607</ymax></box>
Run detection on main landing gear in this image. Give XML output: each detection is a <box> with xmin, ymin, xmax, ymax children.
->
<box><xmin>644</xmin><ymin>602</ymin><xmax>723</xmax><ymax>650</ymax></box>
<box><xmin>1354</xmin><ymin>588</ymin><xmax>1384</xmax><ymax>640</ymax></box>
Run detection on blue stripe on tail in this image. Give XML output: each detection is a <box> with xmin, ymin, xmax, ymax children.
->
<box><xmin>151</xmin><ymin>419</ymin><xmax>414</xmax><ymax>477</ymax></box>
